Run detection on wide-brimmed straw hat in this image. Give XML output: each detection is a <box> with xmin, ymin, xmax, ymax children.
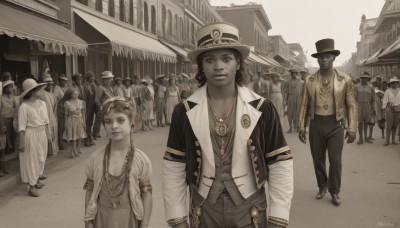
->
<box><xmin>187</xmin><ymin>22</ymin><xmax>250</xmax><ymax>63</ymax></box>
<box><xmin>155</xmin><ymin>75</ymin><xmax>165</xmax><ymax>80</ymax></box>
<box><xmin>19</xmin><ymin>79</ymin><xmax>46</xmax><ymax>99</ymax></box>
<box><xmin>180</xmin><ymin>73</ymin><xmax>189</xmax><ymax>79</ymax></box>
<box><xmin>389</xmin><ymin>77</ymin><xmax>400</xmax><ymax>84</ymax></box>
<box><xmin>2</xmin><ymin>80</ymin><xmax>14</xmax><ymax>88</ymax></box>
<box><xmin>311</xmin><ymin>38</ymin><xmax>341</xmax><ymax>58</ymax></box>
<box><xmin>101</xmin><ymin>71</ymin><xmax>114</xmax><ymax>79</ymax></box>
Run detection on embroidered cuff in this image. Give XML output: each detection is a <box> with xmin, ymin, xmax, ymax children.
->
<box><xmin>167</xmin><ymin>216</ymin><xmax>188</xmax><ymax>226</ymax></box>
<box><xmin>83</xmin><ymin>178</ymin><xmax>94</xmax><ymax>191</ymax></box>
<box><xmin>140</xmin><ymin>182</ymin><xmax>153</xmax><ymax>193</ymax></box>
<box><xmin>269</xmin><ymin>216</ymin><xmax>288</xmax><ymax>227</ymax></box>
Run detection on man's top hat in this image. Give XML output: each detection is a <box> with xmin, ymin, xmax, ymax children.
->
<box><xmin>360</xmin><ymin>71</ymin><xmax>371</xmax><ymax>79</ymax></box>
<box><xmin>311</xmin><ymin>38</ymin><xmax>341</xmax><ymax>58</ymax></box>
<box><xmin>187</xmin><ymin>22</ymin><xmax>250</xmax><ymax>63</ymax></box>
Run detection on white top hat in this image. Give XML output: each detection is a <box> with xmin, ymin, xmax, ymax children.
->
<box><xmin>187</xmin><ymin>22</ymin><xmax>250</xmax><ymax>63</ymax></box>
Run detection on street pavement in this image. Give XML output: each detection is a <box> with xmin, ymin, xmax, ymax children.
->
<box><xmin>0</xmin><ymin>120</ymin><xmax>399</xmax><ymax>228</ymax></box>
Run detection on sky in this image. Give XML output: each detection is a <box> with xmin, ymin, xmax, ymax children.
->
<box><xmin>210</xmin><ymin>0</ymin><xmax>385</xmax><ymax>67</ymax></box>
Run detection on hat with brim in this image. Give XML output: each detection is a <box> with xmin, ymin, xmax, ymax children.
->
<box><xmin>101</xmin><ymin>71</ymin><xmax>114</xmax><ymax>79</ymax></box>
<box><xmin>19</xmin><ymin>79</ymin><xmax>46</xmax><ymax>99</ymax></box>
<box><xmin>187</xmin><ymin>22</ymin><xmax>250</xmax><ymax>63</ymax></box>
<box><xmin>122</xmin><ymin>77</ymin><xmax>132</xmax><ymax>82</ymax></box>
<box><xmin>58</xmin><ymin>74</ymin><xmax>68</xmax><ymax>81</ymax></box>
<box><xmin>311</xmin><ymin>38</ymin><xmax>341</xmax><ymax>58</ymax></box>
<box><xmin>43</xmin><ymin>75</ymin><xmax>54</xmax><ymax>84</ymax></box>
<box><xmin>140</xmin><ymin>78</ymin><xmax>147</xmax><ymax>83</ymax></box>
<box><xmin>2</xmin><ymin>80</ymin><xmax>14</xmax><ymax>88</ymax></box>
<box><xmin>155</xmin><ymin>75</ymin><xmax>165</xmax><ymax>80</ymax></box>
<box><xmin>389</xmin><ymin>77</ymin><xmax>400</xmax><ymax>84</ymax></box>
<box><xmin>375</xmin><ymin>89</ymin><xmax>384</xmax><ymax>94</ymax></box>
<box><xmin>180</xmin><ymin>73</ymin><xmax>189</xmax><ymax>79</ymax></box>
<box><xmin>360</xmin><ymin>72</ymin><xmax>371</xmax><ymax>79</ymax></box>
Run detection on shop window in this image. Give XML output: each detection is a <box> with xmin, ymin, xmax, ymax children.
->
<box><xmin>129</xmin><ymin>0</ymin><xmax>134</xmax><ymax>25</ymax></box>
<box><xmin>109</xmin><ymin>0</ymin><xmax>115</xmax><ymax>17</ymax></box>
<box><xmin>96</xmin><ymin>0</ymin><xmax>103</xmax><ymax>12</ymax></box>
<box><xmin>137</xmin><ymin>0</ymin><xmax>142</xmax><ymax>29</ymax></box>
<box><xmin>168</xmin><ymin>10</ymin><xmax>172</xmax><ymax>36</ymax></box>
<box><xmin>151</xmin><ymin>6</ymin><xmax>156</xmax><ymax>34</ymax></box>
<box><xmin>162</xmin><ymin>5</ymin><xmax>167</xmax><ymax>36</ymax></box>
<box><xmin>174</xmin><ymin>14</ymin><xmax>178</xmax><ymax>38</ymax></box>
<box><xmin>120</xmin><ymin>0</ymin><xmax>126</xmax><ymax>22</ymax></box>
<box><xmin>144</xmin><ymin>2</ymin><xmax>149</xmax><ymax>32</ymax></box>
<box><xmin>76</xmin><ymin>0</ymin><xmax>88</xmax><ymax>6</ymax></box>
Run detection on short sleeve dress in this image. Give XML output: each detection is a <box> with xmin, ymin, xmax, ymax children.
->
<box><xmin>63</xmin><ymin>100</ymin><xmax>87</xmax><ymax>141</ymax></box>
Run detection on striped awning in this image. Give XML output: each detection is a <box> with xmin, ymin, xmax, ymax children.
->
<box><xmin>0</xmin><ymin>4</ymin><xmax>87</xmax><ymax>56</ymax></box>
<box><xmin>74</xmin><ymin>9</ymin><xmax>176</xmax><ymax>63</ymax></box>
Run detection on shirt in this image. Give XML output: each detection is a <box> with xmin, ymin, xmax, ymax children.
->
<box><xmin>382</xmin><ymin>88</ymin><xmax>400</xmax><ymax>108</ymax></box>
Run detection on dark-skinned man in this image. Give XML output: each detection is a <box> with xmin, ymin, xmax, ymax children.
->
<box><xmin>298</xmin><ymin>38</ymin><xmax>357</xmax><ymax>206</ymax></box>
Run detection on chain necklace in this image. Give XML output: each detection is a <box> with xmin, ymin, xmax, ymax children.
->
<box><xmin>207</xmin><ymin>90</ymin><xmax>237</xmax><ymax>137</ymax></box>
<box><xmin>103</xmin><ymin>142</ymin><xmax>135</xmax><ymax>208</ymax></box>
<box><xmin>207</xmin><ymin>91</ymin><xmax>237</xmax><ymax>156</ymax></box>
<box><xmin>317</xmin><ymin>74</ymin><xmax>333</xmax><ymax>110</ymax></box>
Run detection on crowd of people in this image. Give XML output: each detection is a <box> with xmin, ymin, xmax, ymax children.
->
<box><xmin>0</xmin><ymin>69</ymin><xmax>196</xmax><ymax>193</ymax></box>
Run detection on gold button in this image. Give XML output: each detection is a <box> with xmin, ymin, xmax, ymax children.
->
<box><xmin>247</xmin><ymin>139</ymin><xmax>253</xmax><ymax>145</ymax></box>
<box><xmin>194</xmin><ymin>172</ymin><xmax>198</xmax><ymax>176</ymax></box>
<box><xmin>196</xmin><ymin>150</ymin><xmax>201</xmax><ymax>155</ymax></box>
<box><xmin>195</xmin><ymin>141</ymin><xmax>200</xmax><ymax>146</ymax></box>
<box><xmin>250</xmin><ymin>146</ymin><xmax>255</xmax><ymax>151</ymax></box>
<box><xmin>197</xmin><ymin>158</ymin><xmax>201</xmax><ymax>162</ymax></box>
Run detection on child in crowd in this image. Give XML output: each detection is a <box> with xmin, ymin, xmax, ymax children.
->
<box><xmin>63</xmin><ymin>88</ymin><xmax>87</xmax><ymax>158</ymax></box>
<box><xmin>83</xmin><ymin>96</ymin><xmax>152</xmax><ymax>228</ymax></box>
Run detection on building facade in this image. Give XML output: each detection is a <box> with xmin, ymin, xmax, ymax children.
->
<box><xmin>0</xmin><ymin>0</ymin><xmax>87</xmax><ymax>84</ymax></box>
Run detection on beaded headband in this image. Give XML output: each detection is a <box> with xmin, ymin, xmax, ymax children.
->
<box><xmin>101</xmin><ymin>96</ymin><xmax>131</xmax><ymax>113</ymax></box>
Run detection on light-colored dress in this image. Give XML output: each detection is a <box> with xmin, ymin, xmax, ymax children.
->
<box><xmin>270</xmin><ymin>82</ymin><xmax>284</xmax><ymax>117</ymax></box>
<box><xmin>84</xmin><ymin>148</ymin><xmax>152</xmax><ymax>224</ymax></box>
<box><xmin>41</xmin><ymin>90</ymin><xmax>59</xmax><ymax>156</ymax></box>
<box><xmin>18</xmin><ymin>101</ymin><xmax>49</xmax><ymax>186</ymax></box>
<box><xmin>63</xmin><ymin>100</ymin><xmax>87</xmax><ymax>141</ymax></box>
<box><xmin>166</xmin><ymin>86</ymin><xmax>180</xmax><ymax>123</ymax></box>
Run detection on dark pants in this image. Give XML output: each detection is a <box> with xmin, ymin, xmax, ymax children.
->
<box><xmin>190</xmin><ymin>189</ymin><xmax>267</xmax><ymax>228</ymax></box>
<box><xmin>2</xmin><ymin>118</ymin><xmax>15</xmax><ymax>153</ymax></box>
<box><xmin>93</xmin><ymin>109</ymin><xmax>102</xmax><ymax>137</ymax></box>
<box><xmin>86</xmin><ymin>104</ymin><xmax>96</xmax><ymax>142</ymax></box>
<box><xmin>309</xmin><ymin>115</ymin><xmax>344</xmax><ymax>194</ymax></box>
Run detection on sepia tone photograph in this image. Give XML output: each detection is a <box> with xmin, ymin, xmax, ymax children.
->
<box><xmin>0</xmin><ymin>0</ymin><xmax>399</xmax><ymax>227</ymax></box>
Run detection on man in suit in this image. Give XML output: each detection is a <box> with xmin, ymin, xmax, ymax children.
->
<box><xmin>298</xmin><ymin>38</ymin><xmax>357</xmax><ymax>206</ymax></box>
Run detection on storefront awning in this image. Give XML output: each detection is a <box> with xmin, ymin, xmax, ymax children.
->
<box><xmin>74</xmin><ymin>9</ymin><xmax>176</xmax><ymax>63</ymax></box>
<box><xmin>159</xmin><ymin>40</ymin><xmax>190</xmax><ymax>62</ymax></box>
<box><xmin>377</xmin><ymin>37</ymin><xmax>400</xmax><ymax>59</ymax></box>
<box><xmin>274</xmin><ymin>54</ymin><xmax>291</xmax><ymax>67</ymax></box>
<box><xmin>364</xmin><ymin>48</ymin><xmax>384</xmax><ymax>66</ymax></box>
<box><xmin>0</xmin><ymin>4</ymin><xmax>87</xmax><ymax>56</ymax></box>
<box><xmin>257</xmin><ymin>54</ymin><xmax>284</xmax><ymax>68</ymax></box>
<box><xmin>248</xmin><ymin>51</ymin><xmax>273</xmax><ymax>66</ymax></box>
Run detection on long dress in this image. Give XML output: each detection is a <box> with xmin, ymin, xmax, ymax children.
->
<box><xmin>270</xmin><ymin>82</ymin><xmax>284</xmax><ymax>117</ymax></box>
<box><xmin>41</xmin><ymin>90</ymin><xmax>59</xmax><ymax>156</ymax></box>
<box><xmin>166</xmin><ymin>86</ymin><xmax>180</xmax><ymax>123</ymax></box>
<box><xmin>63</xmin><ymin>100</ymin><xmax>87</xmax><ymax>141</ymax></box>
<box><xmin>18</xmin><ymin>101</ymin><xmax>49</xmax><ymax>186</ymax></box>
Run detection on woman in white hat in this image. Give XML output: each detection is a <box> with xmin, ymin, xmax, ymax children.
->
<box><xmin>163</xmin><ymin>22</ymin><xmax>293</xmax><ymax>228</ymax></box>
<box><xmin>382</xmin><ymin>77</ymin><xmax>400</xmax><ymax>146</ymax></box>
<box><xmin>0</xmin><ymin>80</ymin><xmax>18</xmax><ymax>176</ymax></box>
<box><xmin>18</xmin><ymin>79</ymin><xmax>49</xmax><ymax>197</ymax></box>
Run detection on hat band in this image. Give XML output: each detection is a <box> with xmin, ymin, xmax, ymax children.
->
<box><xmin>316</xmin><ymin>48</ymin><xmax>337</xmax><ymax>53</ymax></box>
<box><xmin>198</xmin><ymin>33</ymin><xmax>239</xmax><ymax>48</ymax></box>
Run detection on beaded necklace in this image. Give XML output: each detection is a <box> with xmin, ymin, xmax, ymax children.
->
<box><xmin>103</xmin><ymin>141</ymin><xmax>135</xmax><ymax>208</ymax></box>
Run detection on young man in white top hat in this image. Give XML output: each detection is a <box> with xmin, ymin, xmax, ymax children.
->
<box><xmin>163</xmin><ymin>22</ymin><xmax>293</xmax><ymax>228</ymax></box>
